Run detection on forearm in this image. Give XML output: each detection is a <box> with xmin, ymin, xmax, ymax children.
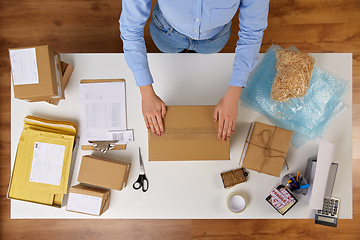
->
<box><xmin>224</xmin><ymin>86</ymin><xmax>242</xmax><ymax>100</ymax></box>
<box><xmin>230</xmin><ymin>0</ymin><xmax>269</xmax><ymax>87</ymax></box>
<box><xmin>139</xmin><ymin>84</ymin><xmax>156</xmax><ymax>98</ymax></box>
<box><xmin>119</xmin><ymin>0</ymin><xmax>153</xmax><ymax>86</ymax></box>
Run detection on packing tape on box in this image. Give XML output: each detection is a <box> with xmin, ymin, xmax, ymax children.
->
<box><xmin>226</xmin><ymin>192</ymin><xmax>247</xmax><ymax>213</ymax></box>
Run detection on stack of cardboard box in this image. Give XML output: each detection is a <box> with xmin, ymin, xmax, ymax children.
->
<box><xmin>66</xmin><ymin>155</ymin><xmax>131</xmax><ymax>216</ymax></box>
<box><xmin>9</xmin><ymin>45</ymin><xmax>73</xmax><ymax>105</ymax></box>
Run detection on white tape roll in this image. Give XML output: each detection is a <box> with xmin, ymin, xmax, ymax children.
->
<box><xmin>227</xmin><ymin>192</ymin><xmax>247</xmax><ymax>213</ymax></box>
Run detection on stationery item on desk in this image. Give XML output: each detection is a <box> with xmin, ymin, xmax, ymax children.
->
<box><xmin>133</xmin><ymin>148</ymin><xmax>149</xmax><ymax>192</ymax></box>
<box><xmin>227</xmin><ymin>192</ymin><xmax>247</xmax><ymax>213</ymax></box>
<box><xmin>66</xmin><ymin>184</ymin><xmax>111</xmax><ymax>216</ymax></box>
<box><xmin>281</xmin><ymin>173</ymin><xmax>308</xmax><ymax>194</ymax></box>
<box><xmin>7</xmin><ymin>115</ymin><xmax>79</xmax><ymax>207</ymax></box>
<box><xmin>79</xmin><ymin>79</ymin><xmax>133</xmax><ymax>152</ymax></box>
<box><xmin>148</xmin><ymin>105</ymin><xmax>230</xmax><ymax>161</ymax></box>
<box><xmin>239</xmin><ymin>121</ymin><xmax>293</xmax><ymax>177</ymax></box>
<box><xmin>78</xmin><ymin>155</ymin><xmax>131</xmax><ymax>191</ymax></box>
<box><xmin>309</xmin><ymin>141</ymin><xmax>335</xmax><ymax>209</ymax></box>
<box><xmin>304</xmin><ymin>157</ymin><xmax>338</xmax><ymax>199</ymax></box>
<box><xmin>9</xmin><ymin>45</ymin><xmax>68</xmax><ymax>104</ymax></box>
<box><xmin>296</xmin><ymin>170</ymin><xmax>300</xmax><ymax>182</ymax></box>
<box><xmin>220</xmin><ymin>168</ymin><xmax>248</xmax><ymax>189</ymax></box>
<box><xmin>266</xmin><ymin>185</ymin><xmax>298</xmax><ymax>215</ymax></box>
<box><xmin>315</xmin><ymin>197</ymin><xmax>340</xmax><ymax>227</ymax></box>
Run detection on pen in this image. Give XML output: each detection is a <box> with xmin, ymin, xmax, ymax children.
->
<box><xmin>299</xmin><ymin>184</ymin><xmax>310</xmax><ymax>189</ymax></box>
<box><xmin>296</xmin><ymin>171</ymin><xmax>299</xmax><ymax>182</ymax></box>
<box><xmin>289</xmin><ymin>176</ymin><xmax>300</xmax><ymax>188</ymax></box>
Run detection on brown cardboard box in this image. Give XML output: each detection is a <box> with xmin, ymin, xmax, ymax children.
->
<box><xmin>48</xmin><ymin>61</ymin><xmax>74</xmax><ymax>105</ymax></box>
<box><xmin>149</xmin><ymin>105</ymin><xmax>230</xmax><ymax>161</ymax></box>
<box><xmin>78</xmin><ymin>155</ymin><xmax>131</xmax><ymax>191</ymax></box>
<box><xmin>66</xmin><ymin>184</ymin><xmax>110</xmax><ymax>216</ymax></box>
<box><xmin>239</xmin><ymin>122</ymin><xmax>293</xmax><ymax>177</ymax></box>
<box><xmin>9</xmin><ymin>45</ymin><xmax>64</xmax><ymax>102</ymax></box>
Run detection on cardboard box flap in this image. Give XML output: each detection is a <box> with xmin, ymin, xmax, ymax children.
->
<box><xmin>159</xmin><ymin>105</ymin><xmax>217</xmax><ymax>133</ymax></box>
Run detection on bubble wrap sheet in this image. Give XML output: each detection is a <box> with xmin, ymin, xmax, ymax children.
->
<box><xmin>240</xmin><ymin>45</ymin><xmax>349</xmax><ymax>148</ymax></box>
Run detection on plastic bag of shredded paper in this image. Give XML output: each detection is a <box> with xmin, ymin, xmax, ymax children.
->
<box><xmin>271</xmin><ymin>48</ymin><xmax>315</xmax><ymax>102</ymax></box>
<box><xmin>240</xmin><ymin>45</ymin><xmax>349</xmax><ymax>148</ymax></box>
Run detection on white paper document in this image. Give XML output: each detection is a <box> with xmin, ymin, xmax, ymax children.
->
<box><xmin>30</xmin><ymin>142</ymin><xmax>65</xmax><ymax>186</ymax></box>
<box><xmin>67</xmin><ymin>193</ymin><xmax>102</xmax><ymax>216</ymax></box>
<box><xmin>80</xmin><ymin>81</ymin><xmax>131</xmax><ymax>146</ymax></box>
<box><xmin>10</xmin><ymin>48</ymin><xmax>39</xmax><ymax>85</ymax></box>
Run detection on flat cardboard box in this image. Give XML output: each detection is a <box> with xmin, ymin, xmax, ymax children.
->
<box><xmin>48</xmin><ymin>61</ymin><xmax>74</xmax><ymax>105</ymax></box>
<box><xmin>9</xmin><ymin>45</ymin><xmax>64</xmax><ymax>102</ymax></box>
<box><xmin>78</xmin><ymin>155</ymin><xmax>131</xmax><ymax>191</ymax></box>
<box><xmin>66</xmin><ymin>184</ymin><xmax>110</xmax><ymax>216</ymax></box>
<box><xmin>148</xmin><ymin>105</ymin><xmax>230</xmax><ymax>161</ymax></box>
<box><xmin>240</xmin><ymin>122</ymin><xmax>293</xmax><ymax>177</ymax></box>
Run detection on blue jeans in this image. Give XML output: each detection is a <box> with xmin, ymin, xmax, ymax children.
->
<box><xmin>150</xmin><ymin>3</ymin><xmax>231</xmax><ymax>53</ymax></box>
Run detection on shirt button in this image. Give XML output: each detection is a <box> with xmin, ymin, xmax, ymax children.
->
<box><xmin>196</xmin><ymin>19</ymin><xmax>199</xmax><ymax>22</ymax></box>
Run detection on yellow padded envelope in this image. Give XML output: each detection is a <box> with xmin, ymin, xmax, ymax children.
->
<box><xmin>8</xmin><ymin>116</ymin><xmax>76</xmax><ymax>206</ymax></box>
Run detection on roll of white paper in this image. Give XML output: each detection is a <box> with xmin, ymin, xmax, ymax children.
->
<box><xmin>309</xmin><ymin>141</ymin><xmax>335</xmax><ymax>209</ymax></box>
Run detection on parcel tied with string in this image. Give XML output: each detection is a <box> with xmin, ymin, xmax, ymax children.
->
<box><xmin>240</xmin><ymin>122</ymin><xmax>293</xmax><ymax>177</ymax></box>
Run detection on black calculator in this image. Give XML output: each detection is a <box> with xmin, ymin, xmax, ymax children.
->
<box><xmin>315</xmin><ymin>197</ymin><xmax>340</xmax><ymax>227</ymax></box>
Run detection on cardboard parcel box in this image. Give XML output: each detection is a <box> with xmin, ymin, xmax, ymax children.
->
<box><xmin>66</xmin><ymin>184</ymin><xmax>110</xmax><ymax>216</ymax></box>
<box><xmin>239</xmin><ymin>122</ymin><xmax>293</xmax><ymax>177</ymax></box>
<box><xmin>149</xmin><ymin>105</ymin><xmax>230</xmax><ymax>161</ymax></box>
<box><xmin>9</xmin><ymin>45</ymin><xmax>64</xmax><ymax>102</ymax></box>
<box><xmin>78</xmin><ymin>155</ymin><xmax>131</xmax><ymax>191</ymax></box>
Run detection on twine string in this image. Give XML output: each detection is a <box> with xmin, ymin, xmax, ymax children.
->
<box><xmin>246</xmin><ymin>127</ymin><xmax>289</xmax><ymax>173</ymax></box>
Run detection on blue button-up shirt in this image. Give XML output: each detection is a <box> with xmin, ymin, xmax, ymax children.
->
<box><xmin>119</xmin><ymin>0</ymin><xmax>269</xmax><ymax>87</ymax></box>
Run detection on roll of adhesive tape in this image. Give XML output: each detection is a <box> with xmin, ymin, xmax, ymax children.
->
<box><xmin>227</xmin><ymin>193</ymin><xmax>247</xmax><ymax>213</ymax></box>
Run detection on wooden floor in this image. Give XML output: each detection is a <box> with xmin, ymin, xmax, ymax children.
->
<box><xmin>1</xmin><ymin>0</ymin><xmax>359</xmax><ymax>239</ymax></box>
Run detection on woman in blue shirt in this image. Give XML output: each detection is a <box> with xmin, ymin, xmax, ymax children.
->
<box><xmin>120</xmin><ymin>0</ymin><xmax>269</xmax><ymax>141</ymax></box>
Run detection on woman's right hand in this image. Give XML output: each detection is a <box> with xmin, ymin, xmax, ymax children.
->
<box><xmin>139</xmin><ymin>84</ymin><xmax>166</xmax><ymax>136</ymax></box>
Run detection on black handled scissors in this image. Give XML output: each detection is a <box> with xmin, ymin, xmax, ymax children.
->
<box><xmin>133</xmin><ymin>148</ymin><xmax>149</xmax><ymax>192</ymax></box>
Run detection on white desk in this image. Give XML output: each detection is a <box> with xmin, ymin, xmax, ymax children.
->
<box><xmin>11</xmin><ymin>53</ymin><xmax>352</xmax><ymax>219</ymax></box>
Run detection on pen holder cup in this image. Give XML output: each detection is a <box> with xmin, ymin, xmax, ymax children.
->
<box><xmin>281</xmin><ymin>173</ymin><xmax>308</xmax><ymax>195</ymax></box>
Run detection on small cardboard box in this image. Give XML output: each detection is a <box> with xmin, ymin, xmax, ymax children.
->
<box><xmin>239</xmin><ymin>122</ymin><xmax>293</xmax><ymax>177</ymax></box>
<box><xmin>78</xmin><ymin>155</ymin><xmax>131</xmax><ymax>191</ymax></box>
<box><xmin>9</xmin><ymin>45</ymin><xmax>64</xmax><ymax>102</ymax></box>
<box><xmin>149</xmin><ymin>105</ymin><xmax>230</xmax><ymax>161</ymax></box>
<box><xmin>66</xmin><ymin>184</ymin><xmax>110</xmax><ymax>216</ymax></box>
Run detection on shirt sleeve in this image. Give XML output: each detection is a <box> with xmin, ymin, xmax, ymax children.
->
<box><xmin>229</xmin><ymin>0</ymin><xmax>270</xmax><ymax>87</ymax></box>
<box><xmin>119</xmin><ymin>0</ymin><xmax>154</xmax><ymax>87</ymax></box>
